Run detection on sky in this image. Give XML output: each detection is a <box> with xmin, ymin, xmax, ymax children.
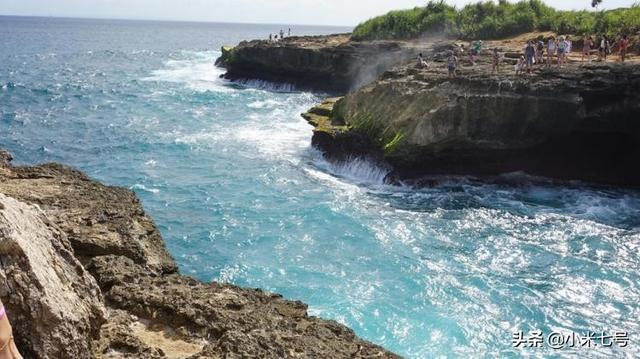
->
<box><xmin>0</xmin><ymin>0</ymin><xmax>636</xmax><ymax>27</ymax></box>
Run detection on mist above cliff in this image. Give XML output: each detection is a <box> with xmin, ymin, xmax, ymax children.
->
<box><xmin>349</xmin><ymin>30</ymin><xmax>451</xmax><ymax>91</ymax></box>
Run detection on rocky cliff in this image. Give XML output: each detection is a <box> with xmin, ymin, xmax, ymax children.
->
<box><xmin>304</xmin><ymin>52</ymin><xmax>640</xmax><ymax>187</ymax></box>
<box><xmin>216</xmin><ymin>34</ymin><xmax>429</xmax><ymax>93</ymax></box>
<box><xmin>0</xmin><ymin>149</ymin><xmax>399</xmax><ymax>358</ymax></box>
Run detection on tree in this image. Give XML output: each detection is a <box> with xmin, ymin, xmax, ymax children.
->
<box><xmin>592</xmin><ymin>0</ymin><xmax>603</xmax><ymax>8</ymax></box>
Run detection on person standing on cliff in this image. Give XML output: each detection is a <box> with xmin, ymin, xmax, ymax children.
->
<box><xmin>599</xmin><ymin>35</ymin><xmax>610</xmax><ymax>62</ymax></box>
<box><xmin>536</xmin><ymin>40</ymin><xmax>545</xmax><ymax>65</ymax></box>
<box><xmin>447</xmin><ymin>51</ymin><xmax>459</xmax><ymax>78</ymax></box>
<box><xmin>288</xmin><ymin>28</ymin><xmax>291</xmax><ymax>37</ymax></box>
<box><xmin>582</xmin><ymin>36</ymin><xmax>594</xmax><ymax>63</ymax></box>
<box><xmin>524</xmin><ymin>41</ymin><xmax>536</xmax><ymax>73</ymax></box>
<box><xmin>546</xmin><ymin>36</ymin><xmax>557</xmax><ymax>68</ymax></box>
<box><xmin>557</xmin><ymin>36</ymin><xmax>568</xmax><ymax>67</ymax></box>
<box><xmin>0</xmin><ymin>300</ymin><xmax>23</xmax><ymax>359</ymax></box>
<box><xmin>515</xmin><ymin>56</ymin><xmax>525</xmax><ymax>76</ymax></box>
<box><xmin>269</xmin><ymin>33</ymin><xmax>273</xmax><ymax>42</ymax></box>
<box><xmin>416</xmin><ymin>53</ymin><xmax>429</xmax><ymax>69</ymax></box>
<box><xmin>492</xmin><ymin>48</ymin><xmax>501</xmax><ymax>74</ymax></box>
<box><xmin>280</xmin><ymin>29</ymin><xmax>285</xmax><ymax>39</ymax></box>
<box><xmin>619</xmin><ymin>35</ymin><xmax>630</xmax><ymax>63</ymax></box>
<box><xmin>469</xmin><ymin>40</ymin><xmax>482</xmax><ymax>65</ymax></box>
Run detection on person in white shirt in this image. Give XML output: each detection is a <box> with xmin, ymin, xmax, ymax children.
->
<box><xmin>546</xmin><ymin>36</ymin><xmax>557</xmax><ymax>68</ymax></box>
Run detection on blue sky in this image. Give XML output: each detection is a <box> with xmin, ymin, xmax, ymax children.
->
<box><xmin>0</xmin><ymin>0</ymin><xmax>636</xmax><ymax>26</ymax></box>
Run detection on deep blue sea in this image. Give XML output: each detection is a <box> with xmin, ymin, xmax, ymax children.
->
<box><xmin>2</xmin><ymin>16</ymin><xmax>640</xmax><ymax>358</ymax></box>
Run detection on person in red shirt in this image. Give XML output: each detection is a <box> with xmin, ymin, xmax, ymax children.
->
<box><xmin>619</xmin><ymin>35</ymin><xmax>630</xmax><ymax>63</ymax></box>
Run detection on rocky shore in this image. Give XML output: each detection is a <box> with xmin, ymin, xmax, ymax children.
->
<box><xmin>219</xmin><ymin>32</ymin><xmax>640</xmax><ymax>187</ymax></box>
<box><xmin>216</xmin><ymin>34</ymin><xmax>431</xmax><ymax>93</ymax></box>
<box><xmin>0</xmin><ymin>149</ymin><xmax>399</xmax><ymax>358</ymax></box>
<box><xmin>304</xmin><ymin>53</ymin><xmax>640</xmax><ymax>187</ymax></box>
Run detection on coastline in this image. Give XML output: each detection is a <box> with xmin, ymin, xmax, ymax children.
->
<box><xmin>0</xmin><ymin>148</ymin><xmax>399</xmax><ymax>358</ymax></box>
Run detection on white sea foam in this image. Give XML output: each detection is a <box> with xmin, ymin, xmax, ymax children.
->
<box><xmin>247</xmin><ymin>99</ymin><xmax>280</xmax><ymax>109</ymax></box>
<box><xmin>327</xmin><ymin>158</ymin><xmax>390</xmax><ymax>186</ymax></box>
<box><xmin>232</xmin><ymin>112</ymin><xmax>311</xmax><ymax>158</ymax></box>
<box><xmin>130</xmin><ymin>184</ymin><xmax>160</xmax><ymax>194</ymax></box>
<box><xmin>231</xmin><ymin>79</ymin><xmax>296</xmax><ymax>93</ymax></box>
<box><xmin>308</xmin><ymin>151</ymin><xmax>391</xmax><ymax>187</ymax></box>
<box><xmin>143</xmin><ymin>51</ymin><xmax>231</xmax><ymax>93</ymax></box>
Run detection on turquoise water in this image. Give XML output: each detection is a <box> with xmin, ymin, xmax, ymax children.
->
<box><xmin>2</xmin><ymin>16</ymin><xmax>640</xmax><ymax>358</ymax></box>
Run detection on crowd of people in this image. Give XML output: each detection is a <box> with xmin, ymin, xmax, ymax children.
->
<box><xmin>417</xmin><ymin>34</ymin><xmax>633</xmax><ymax>78</ymax></box>
<box><xmin>268</xmin><ymin>28</ymin><xmax>292</xmax><ymax>42</ymax></box>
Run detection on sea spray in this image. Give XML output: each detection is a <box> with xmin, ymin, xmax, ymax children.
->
<box><xmin>231</xmin><ymin>78</ymin><xmax>297</xmax><ymax>93</ymax></box>
<box><xmin>2</xmin><ymin>17</ymin><xmax>640</xmax><ymax>358</ymax></box>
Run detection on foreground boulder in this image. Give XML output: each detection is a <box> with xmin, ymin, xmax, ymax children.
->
<box><xmin>0</xmin><ymin>150</ymin><xmax>399</xmax><ymax>358</ymax></box>
<box><xmin>0</xmin><ymin>162</ymin><xmax>177</xmax><ymax>274</ymax></box>
<box><xmin>217</xmin><ymin>34</ymin><xmax>428</xmax><ymax>93</ymax></box>
<box><xmin>305</xmin><ymin>57</ymin><xmax>640</xmax><ymax>187</ymax></box>
<box><xmin>0</xmin><ymin>194</ymin><xmax>106</xmax><ymax>358</ymax></box>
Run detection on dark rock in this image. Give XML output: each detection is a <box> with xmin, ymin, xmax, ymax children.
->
<box><xmin>309</xmin><ymin>55</ymin><xmax>640</xmax><ymax>187</ymax></box>
<box><xmin>217</xmin><ymin>34</ymin><xmax>433</xmax><ymax>93</ymax></box>
<box><xmin>0</xmin><ymin>150</ymin><xmax>12</xmax><ymax>167</ymax></box>
<box><xmin>89</xmin><ymin>256</ymin><xmax>397</xmax><ymax>358</ymax></box>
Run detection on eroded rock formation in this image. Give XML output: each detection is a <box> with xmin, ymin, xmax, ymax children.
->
<box><xmin>0</xmin><ymin>151</ymin><xmax>399</xmax><ymax>358</ymax></box>
<box><xmin>304</xmin><ymin>55</ymin><xmax>640</xmax><ymax>186</ymax></box>
<box><xmin>216</xmin><ymin>34</ymin><xmax>428</xmax><ymax>93</ymax></box>
<box><xmin>0</xmin><ymin>193</ymin><xmax>106</xmax><ymax>358</ymax></box>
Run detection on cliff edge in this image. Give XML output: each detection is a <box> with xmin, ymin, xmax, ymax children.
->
<box><xmin>0</xmin><ymin>149</ymin><xmax>399</xmax><ymax>358</ymax></box>
<box><xmin>303</xmin><ymin>48</ymin><xmax>640</xmax><ymax>187</ymax></box>
<box><xmin>216</xmin><ymin>34</ymin><xmax>435</xmax><ymax>93</ymax></box>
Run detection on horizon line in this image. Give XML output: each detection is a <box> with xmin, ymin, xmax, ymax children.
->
<box><xmin>0</xmin><ymin>13</ymin><xmax>356</xmax><ymax>28</ymax></box>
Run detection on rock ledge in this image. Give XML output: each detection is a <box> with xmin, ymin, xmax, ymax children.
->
<box><xmin>0</xmin><ymin>151</ymin><xmax>399</xmax><ymax>358</ymax></box>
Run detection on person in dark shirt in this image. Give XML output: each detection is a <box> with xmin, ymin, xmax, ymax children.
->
<box><xmin>524</xmin><ymin>41</ymin><xmax>536</xmax><ymax>73</ymax></box>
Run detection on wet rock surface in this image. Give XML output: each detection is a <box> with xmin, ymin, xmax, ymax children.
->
<box><xmin>0</xmin><ymin>151</ymin><xmax>399</xmax><ymax>358</ymax></box>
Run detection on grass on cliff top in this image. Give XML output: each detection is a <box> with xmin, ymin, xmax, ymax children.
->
<box><xmin>351</xmin><ymin>0</ymin><xmax>640</xmax><ymax>41</ymax></box>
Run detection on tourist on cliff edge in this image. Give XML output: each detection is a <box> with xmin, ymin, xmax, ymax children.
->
<box><xmin>546</xmin><ymin>36</ymin><xmax>557</xmax><ymax>68</ymax></box>
<box><xmin>619</xmin><ymin>35</ymin><xmax>630</xmax><ymax>63</ymax></box>
<box><xmin>0</xmin><ymin>300</ymin><xmax>23</xmax><ymax>359</ymax></box>
<box><xmin>557</xmin><ymin>36</ymin><xmax>569</xmax><ymax>67</ymax></box>
<box><xmin>492</xmin><ymin>48</ymin><xmax>501</xmax><ymax>74</ymax></box>
<box><xmin>416</xmin><ymin>53</ymin><xmax>429</xmax><ymax>69</ymax></box>
<box><xmin>582</xmin><ymin>36</ymin><xmax>594</xmax><ymax>63</ymax></box>
<box><xmin>599</xmin><ymin>35</ymin><xmax>611</xmax><ymax>61</ymax></box>
<box><xmin>515</xmin><ymin>56</ymin><xmax>525</xmax><ymax>75</ymax></box>
<box><xmin>536</xmin><ymin>40</ymin><xmax>545</xmax><ymax>65</ymax></box>
<box><xmin>447</xmin><ymin>51</ymin><xmax>459</xmax><ymax>78</ymax></box>
<box><xmin>525</xmin><ymin>41</ymin><xmax>536</xmax><ymax>73</ymax></box>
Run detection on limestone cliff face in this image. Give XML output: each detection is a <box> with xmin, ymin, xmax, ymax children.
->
<box><xmin>0</xmin><ymin>194</ymin><xmax>106</xmax><ymax>358</ymax></box>
<box><xmin>0</xmin><ymin>151</ymin><xmax>399</xmax><ymax>358</ymax></box>
<box><xmin>308</xmin><ymin>61</ymin><xmax>640</xmax><ymax>186</ymax></box>
<box><xmin>217</xmin><ymin>34</ymin><xmax>422</xmax><ymax>93</ymax></box>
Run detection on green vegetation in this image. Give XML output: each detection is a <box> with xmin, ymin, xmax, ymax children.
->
<box><xmin>383</xmin><ymin>132</ymin><xmax>407</xmax><ymax>155</ymax></box>
<box><xmin>351</xmin><ymin>0</ymin><xmax>640</xmax><ymax>41</ymax></box>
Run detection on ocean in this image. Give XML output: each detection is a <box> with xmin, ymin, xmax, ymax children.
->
<box><xmin>1</xmin><ymin>16</ymin><xmax>639</xmax><ymax>358</ymax></box>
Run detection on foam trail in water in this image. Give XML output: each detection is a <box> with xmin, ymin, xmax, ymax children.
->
<box><xmin>143</xmin><ymin>51</ymin><xmax>230</xmax><ymax>92</ymax></box>
<box><xmin>130</xmin><ymin>183</ymin><xmax>160</xmax><ymax>194</ymax></box>
<box><xmin>231</xmin><ymin>78</ymin><xmax>296</xmax><ymax>93</ymax></box>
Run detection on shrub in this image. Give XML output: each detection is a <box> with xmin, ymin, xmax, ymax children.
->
<box><xmin>351</xmin><ymin>0</ymin><xmax>640</xmax><ymax>41</ymax></box>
